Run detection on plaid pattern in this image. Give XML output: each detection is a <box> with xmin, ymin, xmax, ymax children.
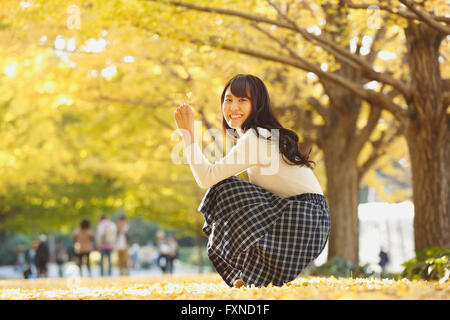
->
<box><xmin>198</xmin><ymin>175</ymin><xmax>330</xmax><ymax>287</ymax></box>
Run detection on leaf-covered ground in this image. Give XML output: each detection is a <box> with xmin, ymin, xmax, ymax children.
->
<box><xmin>0</xmin><ymin>273</ymin><xmax>448</xmax><ymax>300</ymax></box>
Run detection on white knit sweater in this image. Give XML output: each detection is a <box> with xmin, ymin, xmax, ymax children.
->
<box><xmin>184</xmin><ymin>127</ymin><xmax>324</xmax><ymax>198</ymax></box>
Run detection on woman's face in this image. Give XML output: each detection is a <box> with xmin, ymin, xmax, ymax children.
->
<box><xmin>222</xmin><ymin>87</ymin><xmax>252</xmax><ymax>131</ymax></box>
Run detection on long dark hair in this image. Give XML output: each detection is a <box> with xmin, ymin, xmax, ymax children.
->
<box><xmin>80</xmin><ymin>218</ymin><xmax>90</xmax><ymax>230</ymax></box>
<box><xmin>221</xmin><ymin>74</ymin><xmax>315</xmax><ymax>169</ymax></box>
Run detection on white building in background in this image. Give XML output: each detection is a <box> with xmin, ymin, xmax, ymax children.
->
<box><xmin>312</xmin><ymin>165</ymin><xmax>414</xmax><ymax>272</ymax></box>
<box><xmin>313</xmin><ymin>201</ymin><xmax>415</xmax><ymax>274</ymax></box>
<box><xmin>358</xmin><ymin>201</ymin><xmax>415</xmax><ymax>273</ymax></box>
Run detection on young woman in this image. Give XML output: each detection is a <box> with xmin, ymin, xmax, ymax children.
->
<box><xmin>174</xmin><ymin>74</ymin><xmax>330</xmax><ymax>288</ymax></box>
<box><xmin>72</xmin><ymin>218</ymin><xmax>94</xmax><ymax>277</ymax></box>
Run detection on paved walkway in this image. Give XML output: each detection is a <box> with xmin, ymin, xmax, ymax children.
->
<box><xmin>0</xmin><ymin>261</ymin><xmax>211</xmax><ymax>280</ymax></box>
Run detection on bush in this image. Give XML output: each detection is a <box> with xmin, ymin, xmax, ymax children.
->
<box><xmin>303</xmin><ymin>256</ymin><xmax>375</xmax><ymax>278</ymax></box>
<box><xmin>400</xmin><ymin>246</ymin><xmax>450</xmax><ymax>281</ymax></box>
<box><xmin>141</xmin><ymin>261</ymin><xmax>152</xmax><ymax>270</ymax></box>
<box><xmin>0</xmin><ymin>233</ymin><xmax>34</xmax><ymax>265</ymax></box>
<box><xmin>178</xmin><ymin>246</ymin><xmax>213</xmax><ymax>269</ymax></box>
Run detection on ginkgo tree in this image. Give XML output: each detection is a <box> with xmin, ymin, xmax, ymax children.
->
<box><xmin>0</xmin><ymin>0</ymin><xmax>420</xmax><ymax>266</ymax></box>
<box><xmin>0</xmin><ymin>0</ymin><xmax>279</xmax><ymax>242</ymax></box>
<box><xmin>120</xmin><ymin>0</ymin><xmax>411</xmax><ymax>263</ymax></box>
<box><xmin>138</xmin><ymin>0</ymin><xmax>449</xmax><ymax>260</ymax></box>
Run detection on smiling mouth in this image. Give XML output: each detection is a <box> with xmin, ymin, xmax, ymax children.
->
<box><xmin>230</xmin><ymin>114</ymin><xmax>243</xmax><ymax>119</ymax></box>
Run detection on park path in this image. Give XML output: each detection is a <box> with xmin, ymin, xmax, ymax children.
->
<box><xmin>0</xmin><ymin>261</ymin><xmax>210</xmax><ymax>280</ymax></box>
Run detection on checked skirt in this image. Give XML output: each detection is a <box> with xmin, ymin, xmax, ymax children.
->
<box><xmin>197</xmin><ymin>175</ymin><xmax>331</xmax><ymax>288</ymax></box>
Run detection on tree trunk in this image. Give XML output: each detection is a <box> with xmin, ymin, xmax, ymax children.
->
<box><xmin>323</xmin><ymin>148</ymin><xmax>360</xmax><ymax>264</ymax></box>
<box><xmin>404</xmin><ymin>22</ymin><xmax>450</xmax><ymax>250</ymax></box>
<box><xmin>406</xmin><ymin>129</ymin><xmax>449</xmax><ymax>250</ymax></box>
<box><xmin>318</xmin><ymin>63</ymin><xmax>363</xmax><ymax>264</ymax></box>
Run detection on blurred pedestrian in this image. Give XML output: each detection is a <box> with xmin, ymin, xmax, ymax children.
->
<box><xmin>72</xmin><ymin>218</ymin><xmax>94</xmax><ymax>277</ymax></box>
<box><xmin>30</xmin><ymin>240</ymin><xmax>39</xmax><ymax>275</ymax></box>
<box><xmin>379</xmin><ymin>247</ymin><xmax>390</xmax><ymax>272</ymax></box>
<box><xmin>24</xmin><ymin>240</ymin><xmax>39</xmax><ymax>279</ymax></box>
<box><xmin>96</xmin><ymin>215</ymin><xmax>117</xmax><ymax>276</ymax></box>
<box><xmin>130</xmin><ymin>243</ymin><xmax>141</xmax><ymax>269</ymax></box>
<box><xmin>14</xmin><ymin>246</ymin><xmax>25</xmax><ymax>275</ymax></box>
<box><xmin>167</xmin><ymin>235</ymin><xmax>179</xmax><ymax>274</ymax></box>
<box><xmin>156</xmin><ymin>230</ymin><xmax>170</xmax><ymax>274</ymax></box>
<box><xmin>35</xmin><ymin>234</ymin><xmax>50</xmax><ymax>278</ymax></box>
<box><xmin>144</xmin><ymin>241</ymin><xmax>157</xmax><ymax>269</ymax></box>
<box><xmin>55</xmin><ymin>239</ymin><xmax>68</xmax><ymax>278</ymax></box>
<box><xmin>116</xmin><ymin>215</ymin><xmax>130</xmax><ymax>276</ymax></box>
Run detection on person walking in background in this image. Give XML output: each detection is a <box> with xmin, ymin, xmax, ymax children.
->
<box><xmin>130</xmin><ymin>243</ymin><xmax>141</xmax><ymax>269</ymax></box>
<box><xmin>145</xmin><ymin>241</ymin><xmax>158</xmax><ymax>269</ymax></box>
<box><xmin>96</xmin><ymin>215</ymin><xmax>117</xmax><ymax>276</ymax></box>
<box><xmin>72</xmin><ymin>218</ymin><xmax>94</xmax><ymax>277</ymax></box>
<box><xmin>116</xmin><ymin>215</ymin><xmax>130</xmax><ymax>276</ymax></box>
<box><xmin>35</xmin><ymin>234</ymin><xmax>50</xmax><ymax>278</ymax></box>
<box><xmin>14</xmin><ymin>246</ymin><xmax>25</xmax><ymax>275</ymax></box>
<box><xmin>55</xmin><ymin>239</ymin><xmax>68</xmax><ymax>278</ymax></box>
<box><xmin>379</xmin><ymin>247</ymin><xmax>390</xmax><ymax>273</ymax></box>
<box><xmin>24</xmin><ymin>240</ymin><xmax>39</xmax><ymax>279</ymax></box>
<box><xmin>155</xmin><ymin>230</ymin><xmax>170</xmax><ymax>274</ymax></box>
<box><xmin>29</xmin><ymin>240</ymin><xmax>39</xmax><ymax>277</ymax></box>
<box><xmin>166</xmin><ymin>235</ymin><xmax>179</xmax><ymax>274</ymax></box>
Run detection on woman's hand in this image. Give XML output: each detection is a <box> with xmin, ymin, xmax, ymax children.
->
<box><xmin>174</xmin><ymin>102</ymin><xmax>195</xmax><ymax>145</ymax></box>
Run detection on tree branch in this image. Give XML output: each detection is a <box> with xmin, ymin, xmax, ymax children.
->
<box><xmin>197</xmin><ymin>107</ymin><xmax>223</xmax><ymax>152</ymax></box>
<box><xmin>443</xmin><ymin>78</ymin><xmax>450</xmax><ymax>91</ymax></box>
<box><xmin>345</xmin><ymin>1</ymin><xmax>450</xmax><ymax>24</ymax></box>
<box><xmin>442</xmin><ymin>92</ymin><xmax>450</xmax><ymax>109</ymax></box>
<box><xmin>95</xmin><ymin>95</ymin><xmax>175</xmax><ymax>130</ymax></box>
<box><xmin>398</xmin><ymin>0</ymin><xmax>450</xmax><ymax>34</ymax></box>
<box><xmin>352</xmin><ymin>105</ymin><xmax>382</xmax><ymax>157</ymax></box>
<box><xmin>228</xmin><ymin>37</ymin><xmax>406</xmax><ymax>120</ymax></box>
<box><xmin>145</xmin><ymin>1</ymin><xmax>408</xmax><ymax>121</ymax></box>
<box><xmin>297</xmin><ymin>108</ymin><xmax>323</xmax><ymax>133</ymax></box>
<box><xmin>251</xmin><ymin>21</ymin><xmax>363</xmax><ymax>71</ymax></box>
<box><xmin>151</xmin><ymin>0</ymin><xmax>411</xmax><ymax>98</ymax></box>
<box><xmin>306</xmin><ymin>96</ymin><xmax>330</xmax><ymax>121</ymax></box>
<box><xmin>366</xmin><ymin>23</ymin><xmax>388</xmax><ymax>66</ymax></box>
<box><xmin>153</xmin><ymin>113</ymin><xmax>175</xmax><ymax>131</ymax></box>
<box><xmin>277</xmin><ymin>103</ymin><xmax>324</xmax><ymax>147</ymax></box>
<box><xmin>266</xmin><ymin>0</ymin><xmax>411</xmax><ymax>97</ymax></box>
<box><xmin>358</xmin><ymin>122</ymin><xmax>404</xmax><ymax>181</ymax></box>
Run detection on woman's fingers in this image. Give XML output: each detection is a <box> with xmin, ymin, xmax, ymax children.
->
<box><xmin>175</xmin><ymin>103</ymin><xmax>193</xmax><ymax>118</ymax></box>
<box><xmin>174</xmin><ymin>102</ymin><xmax>194</xmax><ymax>131</ymax></box>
